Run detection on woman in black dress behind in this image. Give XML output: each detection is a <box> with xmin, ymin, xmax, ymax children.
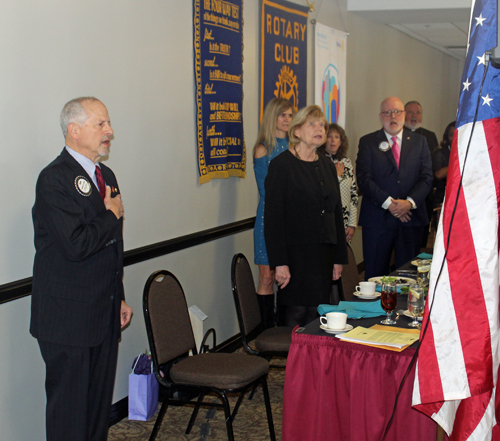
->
<box><xmin>432</xmin><ymin>121</ymin><xmax>456</xmax><ymax>208</ymax></box>
<box><xmin>264</xmin><ymin>105</ymin><xmax>348</xmax><ymax>327</ymax></box>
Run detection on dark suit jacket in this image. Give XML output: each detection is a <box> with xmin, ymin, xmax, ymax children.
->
<box><xmin>414</xmin><ymin>126</ymin><xmax>439</xmax><ymax>153</ymax></box>
<box><xmin>356</xmin><ymin>128</ymin><xmax>433</xmax><ymax>228</ymax></box>
<box><xmin>30</xmin><ymin>148</ymin><xmax>124</xmax><ymax>347</ymax></box>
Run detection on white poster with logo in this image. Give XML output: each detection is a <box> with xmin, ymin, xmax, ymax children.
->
<box><xmin>314</xmin><ymin>23</ymin><xmax>347</xmax><ymax>127</ymax></box>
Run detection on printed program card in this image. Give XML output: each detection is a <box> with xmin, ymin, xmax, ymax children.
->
<box><xmin>336</xmin><ymin>325</ymin><xmax>420</xmax><ymax>350</ymax></box>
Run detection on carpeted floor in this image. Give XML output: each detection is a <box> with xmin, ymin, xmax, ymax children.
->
<box><xmin>108</xmin><ymin>357</ymin><xmax>285</xmax><ymax>441</ymax></box>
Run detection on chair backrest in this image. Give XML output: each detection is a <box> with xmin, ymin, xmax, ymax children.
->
<box><xmin>231</xmin><ymin>253</ymin><xmax>261</xmax><ymax>338</ymax></box>
<box><xmin>143</xmin><ymin>270</ymin><xmax>197</xmax><ymax>369</ymax></box>
<box><xmin>340</xmin><ymin>244</ymin><xmax>359</xmax><ymax>301</ymax></box>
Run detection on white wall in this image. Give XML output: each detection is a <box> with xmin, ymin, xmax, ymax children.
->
<box><xmin>0</xmin><ymin>0</ymin><xmax>462</xmax><ymax>439</ymax></box>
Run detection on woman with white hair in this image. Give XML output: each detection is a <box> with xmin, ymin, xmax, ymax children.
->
<box><xmin>264</xmin><ymin>105</ymin><xmax>348</xmax><ymax>327</ymax></box>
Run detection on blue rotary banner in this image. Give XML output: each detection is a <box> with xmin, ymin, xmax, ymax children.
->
<box><xmin>260</xmin><ymin>0</ymin><xmax>309</xmax><ymax>120</ymax></box>
<box><xmin>194</xmin><ymin>0</ymin><xmax>245</xmax><ymax>184</ymax></box>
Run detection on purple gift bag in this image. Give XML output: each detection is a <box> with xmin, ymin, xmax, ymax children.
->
<box><xmin>128</xmin><ymin>372</ymin><xmax>159</xmax><ymax>421</ymax></box>
<box><xmin>128</xmin><ymin>354</ymin><xmax>159</xmax><ymax>421</ymax></box>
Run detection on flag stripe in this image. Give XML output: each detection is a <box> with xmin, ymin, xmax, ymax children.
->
<box><xmin>433</xmin><ymin>399</ymin><xmax>461</xmax><ymax>436</ymax></box>
<box><xmin>418</xmin><ymin>250</ymin><xmax>470</xmax><ymax>402</ymax></box>
<box><xmin>451</xmin><ymin>390</ymin><xmax>494</xmax><ymax>441</ymax></box>
<box><xmin>446</xmin><ymin>123</ymin><xmax>496</xmax><ymax>395</ymax></box>
<box><xmin>413</xmin><ymin>305</ymin><xmax>445</xmax><ymax>403</ymax></box>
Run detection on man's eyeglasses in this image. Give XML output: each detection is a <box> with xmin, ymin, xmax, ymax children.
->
<box><xmin>406</xmin><ymin>110</ymin><xmax>422</xmax><ymax>116</ymax></box>
<box><xmin>380</xmin><ymin>109</ymin><xmax>405</xmax><ymax>118</ymax></box>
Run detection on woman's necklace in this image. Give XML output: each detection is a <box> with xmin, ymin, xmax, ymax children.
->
<box><xmin>293</xmin><ymin>146</ymin><xmax>318</xmax><ymax>162</ymax></box>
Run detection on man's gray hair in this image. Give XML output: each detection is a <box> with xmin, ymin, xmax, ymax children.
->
<box><xmin>60</xmin><ymin>97</ymin><xmax>98</xmax><ymax>137</ymax></box>
<box><xmin>404</xmin><ymin>100</ymin><xmax>422</xmax><ymax>110</ymax></box>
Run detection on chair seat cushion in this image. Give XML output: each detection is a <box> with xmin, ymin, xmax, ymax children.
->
<box><xmin>170</xmin><ymin>353</ymin><xmax>269</xmax><ymax>390</ymax></box>
<box><xmin>255</xmin><ymin>326</ymin><xmax>293</xmax><ymax>353</ymax></box>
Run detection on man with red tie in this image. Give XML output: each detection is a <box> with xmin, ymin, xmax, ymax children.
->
<box><xmin>31</xmin><ymin>97</ymin><xmax>132</xmax><ymax>441</ymax></box>
<box><xmin>356</xmin><ymin>96</ymin><xmax>433</xmax><ymax>280</ymax></box>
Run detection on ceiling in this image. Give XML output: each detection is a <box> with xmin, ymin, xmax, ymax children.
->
<box><xmin>347</xmin><ymin>0</ymin><xmax>471</xmax><ymax>59</ymax></box>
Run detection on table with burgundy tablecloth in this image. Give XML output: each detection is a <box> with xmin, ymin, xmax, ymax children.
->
<box><xmin>282</xmin><ymin>300</ymin><xmax>439</xmax><ymax>441</ymax></box>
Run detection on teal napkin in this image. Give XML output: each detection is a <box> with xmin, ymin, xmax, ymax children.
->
<box><xmin>417</xmin><ymin>252</ymin><xmax>433</xmax><ymax>259</ymax></box>
<box><xmin>317</xmin><ymin>301</ymin><xmax>386</xmax><ymax>319</ymax></box>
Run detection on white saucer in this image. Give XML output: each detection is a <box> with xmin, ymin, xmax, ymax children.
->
<box><xmin>320</xmin><ymin>324</ymin><xmax>353</xmax><ymax>334</ymax></box>
<box><xmin>353</xmin><ymin>292</ymin><xmax>381</xmax><ymax>300</ymax></box>
<box><xmin>403</xmin><ymin>310</ymin><xmax>423</xmax><ymax>321</ymax></box>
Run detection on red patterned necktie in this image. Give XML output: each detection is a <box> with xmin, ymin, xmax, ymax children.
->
<box><xmin>391</xmin><ymin>136</ymin><xmax>400</xmax><ymax>168</ymax></box>
<box><xmin>95</xmin><ymin>165</ymin><xmax>106</xmax><ymax>200</ymax></box>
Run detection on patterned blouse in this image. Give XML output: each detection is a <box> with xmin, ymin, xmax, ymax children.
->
<box><xmin>324</xmin><ymin>154</ymin><xmax>359</xmax><ymax>231</ymax></box>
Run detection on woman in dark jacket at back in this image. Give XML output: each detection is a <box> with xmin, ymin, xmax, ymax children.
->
<box><xmin>264</xmin><ymin>105</ymin><xmax>348</xmax><ymax>328</ymax></box>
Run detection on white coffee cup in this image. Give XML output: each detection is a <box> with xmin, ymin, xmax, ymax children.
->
<box><xmin>320</xmin><ymin>312</ymin><xmax>348</xmax><ymax>330</ymax></box>
<box><xmin>355</xmin><ymin>281</ymin><xmax>376</xmax><ymax>296</ymax></box>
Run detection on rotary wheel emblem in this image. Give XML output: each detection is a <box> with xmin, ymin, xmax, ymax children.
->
<box><xmin>274</xmin><ymin>65</ymin><xmax>299</xmax><ymax>111</ymax></box>
<box><xmin>74</xmin><ymin>176</ymin><xmax>92</xmax><ymax>196</ymax></box>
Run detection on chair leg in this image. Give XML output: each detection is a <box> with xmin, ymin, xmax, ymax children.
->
<box><xmin>220</xmin><ymin>392</ymin><xmax>235</xmax><ymax>441</ymax></box>
<box><xmin>149</xmin><ymin>399</ymin><xmax>169</xmax><ymax>441</ymax></box>
<box><xmin>231</xmin><ymin>390</ymin><xmax>246</xmax><ymax>421</ymax></box>
<box><xmin>261</xmin><ymin>377</ymin><xmax>276</xmax><ymax>441</ymax></box>
<box><xmin>338</xmin><ymin>278</ymin><xmax>346</xmax><ymax>302</ymax></box>
<box><xmin>185</xmin><ymin>393</ymin><xmax>205</xmax><ymax>434</ymax></box>
<box><xmin>248</xmin><ymin>383</ymin><xmax>258</xmax><ymax>400</ymax></box>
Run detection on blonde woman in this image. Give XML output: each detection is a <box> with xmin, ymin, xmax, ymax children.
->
<box><xmin>318</xmin><ymin>123</ymin><xmax>358</xmax><ymax>243</ymax></box>
<box><xmin>253</xmin><ymin>98</ymin><xmax>293</xmax><ymax>329</ymax></box>
<box><xmin>264</xmin><ymin>105</ymin><xmax>348</xmax><ymax>327</ymax></box>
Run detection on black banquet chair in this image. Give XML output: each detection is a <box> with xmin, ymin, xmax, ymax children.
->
<box><xmin>231</xmin><ymin>253</ymin><xmax>292</xmax><ymax>362</ymax></box>
<box><xmin>143</xmin><ymin>270</ymin><xmax>276</xmax><ymax>441</ymax></box>
<box><xmin>338</xmin><ymin>244</ymin><xmax>359</xmax><ymax>302</ymax></box>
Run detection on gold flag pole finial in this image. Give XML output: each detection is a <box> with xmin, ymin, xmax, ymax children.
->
<box><xmin>305</xmin><ymin>1</ymin><xmax>315</xmax><ymax>13</ymax></box>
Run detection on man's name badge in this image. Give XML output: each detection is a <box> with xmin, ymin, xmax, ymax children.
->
<box><xmin>379</xmin><ymin>141</ymin><xmax>390</xmax><ymax>152</ymax></box>
<box><xmin>75</xmin><ymin>176</ymin><xmax>92</xmax><ymax>196</ymax></box>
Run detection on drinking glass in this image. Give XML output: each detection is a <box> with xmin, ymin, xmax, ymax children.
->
<box><xmin>380</xmin><ymin>280</ymin><xmax>397</xmax><ymax>324</ymax></box>
<box><xmin>417</xmin><ymin>260</ymin><xmax>431</xmax><ymax>287</ymax></box>
<box><xmin>408</xmin><ymin>284</ymin><xmax>424</xmax><ymax>328</ymax></box>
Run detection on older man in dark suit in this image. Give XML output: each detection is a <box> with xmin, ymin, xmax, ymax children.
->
<box><xmin>356</xmin><ymin>96</ymin><xmax>433</xmax><ymax>280</ymax></box>
<box><xmin>404</xmin><ymin>100</ymin><xmax>439</xmax><ymax>247</ymax></box>
<box><xmin>404</xmin><ymin>101</ymin><xmax>439</xmax><ymax>152</ymax></box>
<box><xmin>31</xmin><ymin>97</ymin><xmax>132</xmax><ymax>441</ymax></box>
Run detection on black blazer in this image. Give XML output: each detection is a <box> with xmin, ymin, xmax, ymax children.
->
<box><xmin>356</xmin><ymin>128</ymin><xmax>433</xmax><ymax>228</ymax></box>
<box><xmin>30</xmin><ymin>149</ymin><xmax>124</xmax><ymax>347</ymax></box>
<box><xmin>264</xmin><ymin>150</ymin><xmax>348</xmax><ymax>268</ymax></box>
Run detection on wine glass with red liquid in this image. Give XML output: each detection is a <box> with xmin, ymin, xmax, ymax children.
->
<box><xmin>381</xmin><ymin>279</ymin><xmax>397</xmax><ymax>325</ymax></box>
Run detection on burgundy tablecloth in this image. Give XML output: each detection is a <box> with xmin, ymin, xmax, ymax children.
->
<box><xmin>282</xmin><ymin>329</ymin><xmax>438</xmax><ymax>441</ymax></box>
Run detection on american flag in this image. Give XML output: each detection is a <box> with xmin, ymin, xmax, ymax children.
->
<box><xmin>412</xmin><ymin>0</ymin><xmax>500</xmax><ymax>439</ymax></box>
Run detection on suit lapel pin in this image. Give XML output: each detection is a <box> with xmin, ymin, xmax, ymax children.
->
<box><xmin>111</xmin><ymin>186</ymin><xmax>118</xmax><ymax>193</ymax></box>
<box><xmin>74</xmin><ymin>176</ymin><xmax>92</xmax><ymax>197</ymax></box>
<box><xmin>379</xmin><ymin>141</ymin><xmax>390</xmax><ymax>152</ymax></box>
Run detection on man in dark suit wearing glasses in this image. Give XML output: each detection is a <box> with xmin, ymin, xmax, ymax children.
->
<box><xmin>31</xmin><ymin>97</ymin><xmax>133</xmax><ymax>441</ymax></box>
<box><xmin>356</xmin><ymin>96</ymin><xmax>433</xmax><ymax>280</ymax></box>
